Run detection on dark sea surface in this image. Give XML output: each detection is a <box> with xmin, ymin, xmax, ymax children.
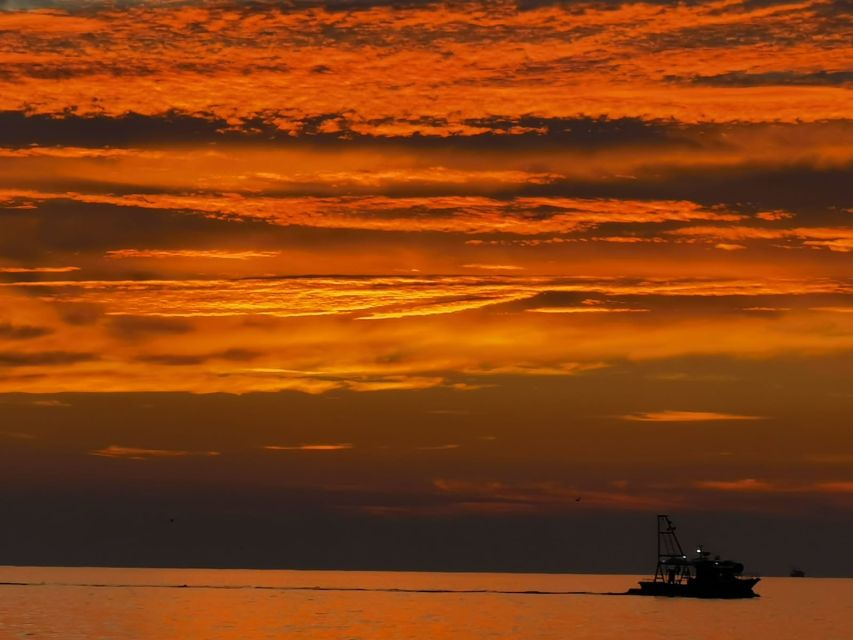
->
<box><xmin>0</xmin><ymin>567</ymin><xmax>851</xmax><ymax>639</ymax></box>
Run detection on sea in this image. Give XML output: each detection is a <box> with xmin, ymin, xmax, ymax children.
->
<box><xmin>1</xmin><ymin>567</ymin><xmax>851</xmax><ymax>639</ymax></box>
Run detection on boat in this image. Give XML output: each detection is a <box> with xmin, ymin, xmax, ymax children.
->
<box><xmin>627</xmin><ymin>514</ymin><xmax>760</xmax><ymax>598</ymax></box>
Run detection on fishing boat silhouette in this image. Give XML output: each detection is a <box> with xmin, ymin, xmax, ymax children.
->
<box><xmin>628</xmin><ymin>515</ymin><xmax>760</xmax><ymax>598</ymax></box>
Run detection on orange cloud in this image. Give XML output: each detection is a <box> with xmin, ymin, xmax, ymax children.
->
<box><xmin>811</xmin><ymin>307</ymin><xmax>853</xmax><ymax>313</ymax></box>
<box><xmin>91</xmin><ymin>445</ymin><xmax>221</xmax><ymax>460</ymax></box>
<box><xmin>106</xmin><ymin>249</ymin><xmax>280</xmax><ymax>260</ymax></box>
<box><xmin>622</xmin><ymin>411</ymin><xmax>765</xmax><ymax>422</ymax></box>
<box><xmin>264</xmin><ymin>444</ymin><xmax>353</xmax><ymax>451</ymax></box>
<box><xmin>803</xmin><ymin>239</ymin><xmax>853</xmax><ymax>253</ymax></box>
<box><xmin>461</xmin><ymin>264</ymin><xmax>525</xmax><ymax>271</ymax></box>
<box><xmin>2</xmin><ymin>1</ymin><xmax>850</xmax><ymax>125</ymax></box>
<box><xmin>695</xmin><ymin>478</ymin><xmax>774</xmax><ymax>491</ymax></box>
<box><xmin>0</xmin><ymin>266</ymin><xmax>80</xmax><ymax>273</ymax></box>
<box><xmin>0</xmin><ymin>275</ymin><xmax>850</xmax><ymax>394</ymax></box>
<box><xmin>0</xmin><ymin>189</ymin><xmax>749</xmax><ymax>235</ymax></box>
<box><xmin>669</xmin><ymin>225</ymin><xmax>853</xmax><ymax>252</ymax></box>
<box><xmin>0</xmin><ymin>147</ymin><xmax>165</xmax><ymax>159</ymax></box>
<box><xmin>4</xmin><ymin>275</ymin><xmax>851</xmax><ymax>318</ymax></box>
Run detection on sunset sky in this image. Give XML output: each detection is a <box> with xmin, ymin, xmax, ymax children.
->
<box><xmin>1</xmin><ymin>0</ymin><xmax>851</xmax><ymax>575</ymax></box>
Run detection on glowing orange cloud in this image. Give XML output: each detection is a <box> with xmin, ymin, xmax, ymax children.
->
<box><xmin>0</xmin><ymin>266</ymin><xmax>80</xmax><ymax>273</ymax></box>
<box><xmin>2</xmin><ymin>1</ymin><xmax>850</xmax><ymax>125</ymax></box>
<box><xmin>0</xmin><ymin>189</ymin><xmax>750</xmax><ymax>235</ymax></box>
<box><xmin>811</xmin><ymin>307</ymin><xmax>853</xmax><ymax>313</ymax></box>
<box><xmin>462</xmin><ymin>264</ymin><xmax>525</xmax><ymax>271</ymax></box>
<box><xmin>621</xmin><ymin>411</ymin><xmax>766</xmax><ymax>422</ymax></box>
<box><xmin>91</xmin><ymin>445</ymin><xmax>221</xmax><ymax>460</ymax></box>
<box><xmin>4</xmin><ymin>276</ymin><xmax>851</xmax><ymax>318</ymax></box>
<box><xmin>668</xmin><ymin>225</ymin><xmax>853</xmax><ymax>252</ymax></box>
<box><xmin>0</xmin><ymin>274</ymin><xmax>850</xmax><ymax>395</ymax></box>
<box><xmin>264</xmin><ymin>444</ymin><xmax>354</xmax><ymax>451</ymax></box>
<box><xmin>106</xmin><ymin>249</ymin><xmax>281</xmax><ymax>260</ymax></box>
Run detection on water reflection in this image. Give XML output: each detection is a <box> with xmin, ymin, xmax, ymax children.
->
<box><xmin>0</xmin><ymin>568</ymin><xmax>851</xmax><ymax>640</ymax></box>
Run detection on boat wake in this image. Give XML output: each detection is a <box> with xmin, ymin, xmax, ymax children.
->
<box><xmin>0</xmin><ymin>581</ymin><xmax>627</xmax><ymax>596</ymax></box>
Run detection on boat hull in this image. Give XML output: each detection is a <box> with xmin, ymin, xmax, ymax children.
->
<box><xmin>627</xmin><ymin>578</ymin><xmax>760</xmax><ymax>599</ymax></box>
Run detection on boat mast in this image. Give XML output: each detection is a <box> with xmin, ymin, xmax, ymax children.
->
<box><xmin>654</xmin><ymin>514</ymin><xmax>688</xmax><ymax>583</ymax></box>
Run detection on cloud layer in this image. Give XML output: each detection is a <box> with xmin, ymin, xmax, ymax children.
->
<box><xmin>0</xmin><ymin>0</ymin><xmax>850</xmax><ymax>571</ymax></box>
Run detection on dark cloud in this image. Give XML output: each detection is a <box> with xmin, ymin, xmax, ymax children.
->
<box><xmin>0</xmin><ymin>0</ymin><xmax>196</xmax><ymax>10</ymax></box>
<box><xmin>0</xmin><ymin>111</ymin><xmax>687</xmax><ymax>148</ymax></box>
<box><xmin>524</xmin><ymin>291</ymin><xmax>853</xmax><ymax>317</ymax></box>
<box><xmin>0</xmin><ymin>351</ymin><xmax>98</xmax><ymax>366</ymax></box>
<box><xmin>515</xmin><ymin>0</ymin><xmax>678</xmax><ymax>7</ymax></box>
<box><xmin>0</xmin><ymin>111</ymin><xmax>249</xmax><ymax>147</ymax></box>
<box><xmin>518</xmin><ymin>164</ymin><xmax>853</xmax><ymax>211</ymax></box>
<box><xmin>0</xmin><ymin>199</ymin><xmax>274</xmax><ymax>261</ymax></box>
<box><xmin>812</xmin><ymin>0</ymin><xmax>853</xmax><ymax>20</ymax></box>
<box><xmin>677</xmin><ymin>71</ymin><xmax>853</xmax><ymax>87</ymax></box>
<box><xmin>0</xmin><ymin>0</ymin><xmax>721</xmax><ymax>13</ymax></box>
<box><xmin>0</xmin><ymin>0</ymin><xmax>63</xmax><ymax>8</ymax></box>
<box><xmin>515</xmin><ymin>0</ymin><xmax>813</xmax><ymax>8</ymax></box>
<box><xmin>218</xmin><ymin>348</ymin><xmax>263</xmax><ymax>362</ymax></box>
<box><xmin>0</xmin><ymin>63</ymin><xmax>158</xmax><ymax>81</ymax></box>
<box><xmin>645</xmin><ymin>14</ymin><xmax>837</xmax><ymax>51</ymax></box>
<box><xmin>107</xmin><ymin>316</ymin><xmax>194</xmax><ymax>340</ymax></box>
<box><xmin>288</xmin><ymin>0</ymin><xmax>443</xmax><ymax>9</ymax></box>
<box><xmin>0</xmin><ymin>168</ymin><xmax>848</xmax><ymax>261</ymax></box>
<box><xmin>136</xmin><ymin>354</ymin><xmax>208</xmax><ymax>366</ymax></box>
<box><xmin>0</xmin><ymin>322</ymin><xmax>53</xmax><ymax>340</ymax></box>
<box><xmin>2</xmin><ymin>112</ymin><xmax>848</xmax><ymax>188</ymax></box>
<box><xmin>0</xmin><ymin>197</ymin><xmax>451</xmax><ymax>266</ymax></box>
<box><xmin>137</xmin><ymin>348</ymin><xmax>261</xmax><ymax>366</ymax></box>
<box><xmin>55</xmin><ymin>303</ymin><xmax>104</xmax><ymax>327</ymax></box>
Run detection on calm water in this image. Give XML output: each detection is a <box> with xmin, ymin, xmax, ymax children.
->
<box><xmin>1</xmin><ymin>567</ymin><xmax>851</xmax><ymax>639</ymax></box>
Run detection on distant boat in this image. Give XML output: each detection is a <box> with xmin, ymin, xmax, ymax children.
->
<box><xmin>627</xmin><ymin>514</ymin><xmax>760</xmax><ymax>598</ymax></box>
<box><xmin>790</xmin><ymin>568</ymin><xmax>806</xmax><ymax>578</ymax></box>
